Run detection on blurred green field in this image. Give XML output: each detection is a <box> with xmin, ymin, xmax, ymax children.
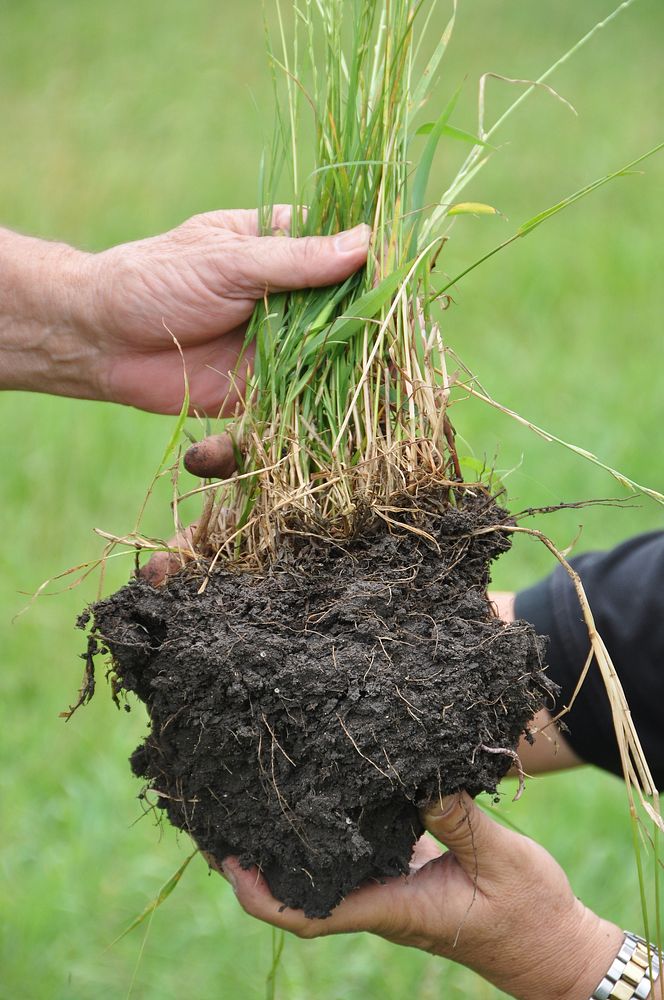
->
<box><xmin>0</xmin><ymin>1</ymin><xmax>662</xmax><ymax>998</ymax></box>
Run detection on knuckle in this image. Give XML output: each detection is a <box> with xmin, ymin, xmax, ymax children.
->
<box><xmin>271</xmin><ymin>205</ymin><xmax>292</xmax><ymax>233</ymax></box>
<box><xmin>299</xmin><ymin>235</ymin><xmax>324</xmax><ymax>262</ymax></box>
<box><xmin>292</xmin><ymin>236</ymin><xmax>327</xmax><ymax>286</ymax></box>
<box><xmin>183</xmin><ymin>211</ymin><xmax>209</xmax><ymax>229</ymax></box>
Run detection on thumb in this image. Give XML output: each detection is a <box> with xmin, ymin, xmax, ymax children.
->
<box><xmin>230</xmin><ymin>223</ymin><xmax>372</xmax><ymax>295</ymax></box>
<box><xmin>421</xmin><ymin>791</ymin><xmax>511</xmax><ymax>880</ymax></box>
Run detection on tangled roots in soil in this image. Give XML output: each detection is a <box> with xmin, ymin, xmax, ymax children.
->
<box><xmin>85</xmin><ymin>491</ymin><xmax>552</xmax><ymax>918</ymax></box>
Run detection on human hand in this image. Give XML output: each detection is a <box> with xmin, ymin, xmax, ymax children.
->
<box><xmin>0</xmin><ymin>213</ymin><xmax>370</xmax><ymax>414</ymax></box>
<box><xmin>213</xmin><ymin>793</ymin><xmax>622</xmax><ymax>1000</ymax></box>
<box><xmin>86</xmin><ymin>209</ymin><xmax>371</xmax><ymax>414</ymax></box>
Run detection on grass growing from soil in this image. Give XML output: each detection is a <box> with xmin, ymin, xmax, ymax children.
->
<box><xmin>1</xmin><ymin>0</ymin><xmax>663</xmax><ymax>997</ymax></box>
<box><xmin>200</xmin><ymin>0</ymin><xmax>462</xmax><ymax>564</ymax></box>
<box><xmin>186</xmin><ymin>0</ymin><xmax>660</xmax><ymax>568</ymax></box>
<box><xmin>85</xmin><ymin>0</ymin><xmax>662</xmax><ymax>968</ymax></box>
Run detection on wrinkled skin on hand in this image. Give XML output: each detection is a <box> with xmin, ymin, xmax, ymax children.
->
<box><xmin>85</xmin><ymin>209</ymin><xmax>370</xmax><ymax>414</ymax></box>
<box><xmin>212</xmin><ymin>794</ymin><xmax>623</xmax><ymax>1000</ymax></box>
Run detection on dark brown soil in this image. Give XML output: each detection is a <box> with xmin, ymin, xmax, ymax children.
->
<box><xmin>83</xmin><ymin>491</ymin><xmax>552</xmax><ymax>918</ymax></box>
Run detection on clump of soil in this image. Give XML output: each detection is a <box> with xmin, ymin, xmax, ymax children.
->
<box><xmin>84</xmin><ymin>491</ymin><xmax>552</xmax><ymax>918</ymax></box>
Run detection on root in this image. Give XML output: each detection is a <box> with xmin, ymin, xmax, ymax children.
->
<box><xmin>60</xmin><ymin>636</ymin><xmax>96</xmax><ymax>720</ymax></box>
<box><xmin>478</xmin><ymin>744</ymin><xmax>526</xmax><ymax>801</ymax></box>
<box><xmin>335</xmin><ymin>713</ymin><xmax>393</xmax><ymax>783</ymax></box>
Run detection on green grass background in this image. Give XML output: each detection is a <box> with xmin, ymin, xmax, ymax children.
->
<box><xmin>0</xmin><ymin>1</ymin><xmax>662</xmax><ymax>997</ymax></box>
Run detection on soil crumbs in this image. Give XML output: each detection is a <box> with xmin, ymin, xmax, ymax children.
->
<box><xmin>86</xmin><ymin>492</ymin><xmax>552</xmax><ymax>918</ymax></box>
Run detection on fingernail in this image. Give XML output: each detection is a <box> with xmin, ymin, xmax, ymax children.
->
<box><xmin>423</xmin><ymin>794</ymin><xmax>459</xmax><ymax>822</ymax></box>
<box><xmin>334</xmin><ymin>223</ymin><xmax>371</xmax><ymax>254</ymax></box>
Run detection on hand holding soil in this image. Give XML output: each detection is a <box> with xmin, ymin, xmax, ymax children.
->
<box><xmin>216</xmin><ymin>792</ymin><xmax>623</xmax><ymax>1000</ymax></box>
<box><xmin>91</xmin><ymin>496</ymin><xmax>551</xmax><ymax>918</ymax></box>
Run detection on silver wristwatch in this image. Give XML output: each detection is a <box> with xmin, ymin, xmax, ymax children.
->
<box><xmin>591</xmin><ymin>932</ymin><xmax>660</xmax><ymax>999</ymax></box>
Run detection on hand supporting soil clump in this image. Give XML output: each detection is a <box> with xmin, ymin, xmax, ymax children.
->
<box><xmin>85</xmin><ymin>491</ymin><xmax>552</xmax><ymax>918</ymax></box>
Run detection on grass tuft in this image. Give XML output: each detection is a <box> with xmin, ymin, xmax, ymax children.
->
<box><xmin>200</xmin><ymin>0</ymin><xmax>463</xmax><ymax>565</ymax></box>
<box><xmin>194</xmin><ymin>0</ymin><xmax>661</xmax><ymax>569</ymax></box>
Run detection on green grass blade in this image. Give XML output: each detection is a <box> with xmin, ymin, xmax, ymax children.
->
<box><xmin>129</xmin><ymin>335</ymin><xmax>191</xmax><ymax>536</ymax></box>
<box><xmin>439</xmin><ymin>142</ymin><xmax>664</xmax><ymax>294</ymax></box>
<box><xmin>417</xmin><ymin>122</ymin><xmax>493</xmax><ymax>149</ymax></box>
<box><xmin>411</xmin><ymin>0</ymin><xmax>457</xmax><ymax>111</ymax></box>
<box><xmin>265</xmin><ymin>926</ymin><xmax>286</xmax><ymax>1000</ymax></box>
<box><xmin>461</xmin><ymin>382</ymin><xmax>664</xmax><ymax>506</ymax></box>
<box><xmin>157</xmin><ymin>339</ymin><xmax>191</xmax><ymax>471</ymax></box>
<box><xmin>301</xmin><ymin>258</ymin><xmax>414</xmax><ymax>362</ymax></box>
<box><xmin>410</xmin><ymin>85</ymin><xmax>462</xmax><ymax>250</ymax></box>
<box><xmin>109</xmin><ymin>849</ymin><xmax>198</xmax><ymax>947</ymax></box>
<box><xmin>517</xmin><ymin>141</ymin><xmax>664</xmax><ymax>237</ymax></box>
<box><xmin>429</xmin><ymin>0</ymin><xmax>640</xmax><ymax>236</ymax></box>
<box><xmin>442</xmin><ymin>124</ymin><xmax>494</xmax><ymax>147</ymax></box>
<box><xmin>485</xmin><ymin>0</ymin><xmax>640</xmax><ymax>143</ymax></box>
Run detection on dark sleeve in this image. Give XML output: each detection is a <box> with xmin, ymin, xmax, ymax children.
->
<box><xmin>514</xmin><ymin>531</ymin><xmax>664</xmax><ymax>787</ymax></box>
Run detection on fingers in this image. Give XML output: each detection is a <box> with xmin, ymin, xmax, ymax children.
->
<box><xmin>216</xmin><ymin>855</ymin><xmax>407</xmax><ymax>940</ymax></box>
<box><xmin>184</xmin><ymin>433</ymin><xmax>237</xmax><ymax>479</ymax></box>
<box><xmin>409</xmin><ymin>833</ymin><xmax>443</xmax><ymax>873</ymax></box>
<box><xmin>227</xmin><ymin>223</ymin><xmax>372</xmax><ymax>296</ymax></box>
<box><xmin>218</xmin><ymin>858</ymin><xmax>333</xmax><ymax>938</ymax></box>
<box><xmin>489</xmin><ymin>591</ymin><xmax>515</xmax><ymax>622</ymax></box>
<box><xmin>517</xmin><ymin>708</ymin><xmax>582</xmax><ymax>775</ymax></box>
<box><xmin>197</xmin><ymin>205</ymin><xmax>304</xmax><ymax>237</ymax></box>
<box><xmin>421</xmin><ymin>792</ymin><xmax>514</xmax><ymax>883</ymax></box>
<box><xmin>139</xmin><ymin>524</ymin><xmax>198</xmax><ymax>587</ymax></box>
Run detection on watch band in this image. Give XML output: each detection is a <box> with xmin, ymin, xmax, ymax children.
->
<box><xmin>591</xmin><ymin>931</ymin><xmax>660</xmax><ymax>1000</ymax></box>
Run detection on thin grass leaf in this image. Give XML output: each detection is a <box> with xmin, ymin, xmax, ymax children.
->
<box><xmin>301</xmin><ymin>257</ymin><xmax>415</xmax><ymax>362</ymax></box>
<box><xmin>109</xmin><ymin>849</ymin><xmax>198</xmax><ymax>948</ymax></box>
<box><xmin>485</xmin><ymin>0</ymin><xmax>639</xmax><ymax>143</ymax></box>
<box><xmin>481</xmin><ymin>802</ymin><xmax>528</xmax><ymax>836</ymax></box>
<box><xmin>157</xmin><ymin>333</ymin><xmax>191</xmax><ymax>471</ymax></box>
<box><xmin>425</xmin><ymin>0</ymin><xmax>640</xmax><ymax>239</ymax></box>
<box><xmin>459</xmin><ymin>380</ymin><xmax>664</xmax><ymax>506</ymax></box>
<box><xmin>437</xmin><ymin>143</ymin><xmax>664</xmax><ymax>296</ymax></box>
<box><xmin>265</xmin><ymin>927</ymin><xmax>286</xmax><ymax>1000</ymax></box>
<box><xmin>443</xmin><ymin>123</ymin><xmax>494</xmax><ymax>147</ymax></box>
<box><xmin>409</xmin><ymin>85</ymin><xmax>462</xmax><ymax>249</ymax></box>
<box><xmin>416</xmin><ymin>122</ymin><xmax>493</xmax><ymax>149</ymax></box>
<box><xmin>517</xmin><ymin>141</ymin><xmax>664</xmax><ymax>237</ymax></box>
<box><xmin>304</xmin><ymin>274</ymin><xmax>359</xmax><ymax>335</ymax></box>
<box><xmin>411</xmin><ymin>0</ymin><xmax>456</xmax><ymax>110</ymax></box>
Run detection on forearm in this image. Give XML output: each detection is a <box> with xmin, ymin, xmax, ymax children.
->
<box><xmin>0</xmin><ymin>227</ymin><xmax>99</xmax><ymax>398</ymax></box>
<box><xmin>0</xmin><ymin>211</ymin><xmax>374</xmax><ymax>414</ymax></box>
